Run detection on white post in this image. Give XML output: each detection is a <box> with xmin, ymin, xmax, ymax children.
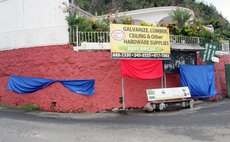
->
<box><xmin>216</xmin><ymin>63</ymin><xmax>222</xmax><ymax>97</ymax></box>
<box><xmin>164</xmin><ymin>72</ymin><xmax>167</xmax><ymax>88</ymax></box>
<box><xmin>76</xmin><ymin>26</ymin><xmax>79</xmax><ymax>48</ymax></box>
<box><xmin>161</xmin><ymin>76</ymin><xmax>164</xmax><ymax>88</ymax></box>
<box><xmin>121</xmin><ymin>77</ymin><xmax>125</xmax><ymax>110</ymax></box>
<box><xmin>162</xmin><ymin>63</ymin><xmax>165</xmax><ymax>88</ymax></box>
<box><xmin>11</xmin><ymin>32</ymin><xmax>14</xmax><ymax>49</ymax></box>
<box><xmin>69</xmin><ymin>0</ymin><xmax>74</xmax><ymax>4</ymax></box>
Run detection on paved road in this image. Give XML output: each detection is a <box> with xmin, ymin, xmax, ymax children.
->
<box><xmin>0</xmin><ymin>99</ymin><xmax>230</xmax><ymax>142</ymax></box>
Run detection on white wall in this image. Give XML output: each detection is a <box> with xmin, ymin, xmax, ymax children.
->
<box><xmin>113</xmin><ymin>6</ymin><xmax>195</xmax><ymax>25</ymax></box>
<box><xmin>0</xmin><ymin>0</ymin><xmax>69</xmax><ymax>50</ymax></box>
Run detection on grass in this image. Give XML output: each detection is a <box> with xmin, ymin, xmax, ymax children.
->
<box><xmin>0</xmin><ymin>105</ymin><xmax>19</xmax><ymax>109</ymax></box>
<box><xmin>0</xmin><ymin>104</ymin><xmax>39</xmax><ymax>112</ymax></box>
<box><xmin>21</xmin><ymin>104</ymin><xmax>39</xmax><ymax>111</ymax></box>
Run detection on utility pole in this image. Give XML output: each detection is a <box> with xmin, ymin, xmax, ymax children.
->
<box><xmin>69</xmin><ymin>0</ymin><xmax>74</xmax><ymax>4</ymax></box>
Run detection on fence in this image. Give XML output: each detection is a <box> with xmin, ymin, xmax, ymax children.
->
<box><xmin>70</xmin><ymin>26</ymin><xmax>229</xmax><ymax>53</ymax></box>
<box><xmin>70</xmin><ymin>26</ymin><xmax>206</xmax><ymax>45</ymax></box>
<box><xmin>0</xmin><ymin>26</ymin><xmax>69</xmax><ymax>51</ymax></box>
<box><xmin>69</xmin><ymin>26</ymin><xmax>110</xmax><ymax>46</ymax></box>
<box><xmin>221</xmin><ymin>40</ymin><xmax>230</xmax><ymax>53</ymax></box>
<box><xmin>70</xmin><ymin>31</ymin><xmax>205</xmax><ymax>46</ymax></box>
<box><xmin>69</xmin><ymin>26</ymin><xmax>206</xmax><ymax>50</ymax></box>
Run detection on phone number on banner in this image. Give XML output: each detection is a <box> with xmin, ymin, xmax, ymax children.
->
<box><xmin>112</xmin><ymin>52</ymin><xmax>170</xmax><ymax>59</ymax></box>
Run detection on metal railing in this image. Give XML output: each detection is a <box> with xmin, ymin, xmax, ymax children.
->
<box><xmin>170</xmin><ymin>35</ymin><xmax>205</xmax><ymax>45</ymax></box>
<box><xmin>69</xmin><ymin>26</ymin><xmax>110</xmax><ymax>46</ymax></box>
<box><xmin>71</xmin><ymin>32</ymin><xmax>205</xmax><ymax>45</ymax></box>
<box><xmin>70</xmin><ymin>26</ymin><xmax>229</xmax><ymax>52</ymax></box>
<box><xmin>70</xmin><ymin>27</ymin><xmax>205</xmax><ymax>47</ymax></box>
<box><xmin>220</xmin><ymin>40</ymin><xmax>230</xmax><ymax>53</ymax></box>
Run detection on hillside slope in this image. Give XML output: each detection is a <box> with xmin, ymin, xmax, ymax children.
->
<box><xmin>74</xmin><ymin>0</ymin><xmax>230</xmax><ymax>39</ymax></box>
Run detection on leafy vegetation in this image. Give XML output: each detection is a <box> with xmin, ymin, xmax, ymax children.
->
<box><xmin>73</xmin><ymin>0</ymin><xmax>230</xmax><ymax>39</ymax></box>
<box><xmin>170</xmin><ymin>8</ymin><xmax>191</xmax><ymax>29</ymax></box>
<box><xmin>67</xmin><ymin>12</ymin><xmax>133</xmax><ymax>32</ymax></box>
<box><xmin>167</xmin><ymin>9</ymin><xmax>219</xmax><ymax>41</ymax></box>
<box><xmin>66</xmin><ymin>8</ymin><xmax>221</xmax><ymax>42</ymax></box>
<box><xmin>0</xmin><ymin>104</ymin><xmax>39</xmax><ymax>112</ymax></box>
<box><xmin>0</xmin><ymin>104</ymin><xmax>18</xmax><ymax>109</ymax></box>
<box><xmin>22</xmin><ymin>104</ymin><xmax>39</xmax><ymax>112</ymax></box>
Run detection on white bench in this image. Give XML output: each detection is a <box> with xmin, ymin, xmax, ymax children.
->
<box><xmin>144</xmin><ymin>87</ymin><xmax>194</xmax><ymax>112</ymax></box>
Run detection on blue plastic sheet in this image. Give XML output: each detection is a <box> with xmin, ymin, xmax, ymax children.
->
<box><xmin>7</xmin><ymin>76</ymin><xmax>95</xmax><ymax>96</ymax></box>
<box><xmin>180</xmin><ymin>65</ymin><xmax>217</xmax><ymax>98</ymax></box>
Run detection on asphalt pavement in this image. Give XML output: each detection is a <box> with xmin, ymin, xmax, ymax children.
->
<box><xmin>0</xmin><ymin>98</ymin><xmax>230</xmax><ymax>142</ymax></box>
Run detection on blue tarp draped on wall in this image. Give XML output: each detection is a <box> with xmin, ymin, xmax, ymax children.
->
<box><xmin>180</xmin><ymin>65</ymin><xmax>217</xmax><ymax>98</ymax></box>
<box><xmin>7</xmin><ymin>76</ymin><xmax>95</xmax><ymax>96</ymax></box>
<box><xmin>60</xmin><ymin>80</ymin><xmax>95</xmax><ymax>96</ymax></box>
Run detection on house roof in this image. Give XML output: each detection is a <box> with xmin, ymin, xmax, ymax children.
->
<box><xmin>170</xmin><ymin>43</ymin><xmax>205</xmax><ymax>51</ymax></box>
<box><xmin>113</xmin><ymin>6</ymin><xmax>194</xmax><ymax>17</ymax></box>
<box><xmin>100</xmin><ymin>6</ymin><xmax>195</xmax><ymax>25</ymax></box>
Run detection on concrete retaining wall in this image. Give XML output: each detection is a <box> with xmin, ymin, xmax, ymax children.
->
<box><xmin>0</xmin><ymin>45</ymin><xmax>229</xmax><ymax>112</ymax></box>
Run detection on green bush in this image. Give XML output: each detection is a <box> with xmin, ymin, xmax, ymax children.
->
<box><xmin>67</xmin><ymin>12</ymin><xmax>134</xmax><ymax>32</ymax></box>
<box><xmin>66</xmin><ymin>11</ymin><xmax>78</xmax><ymax>27</ymax></box>
<box><xmin>22</xmin><ymin>104</ymin><xmax>39</xmax><ymax>112</ymax></box>
<box><xmin>65</xmin><ymin>7</ymin><xmax>227</xmax><ymax>43</ymax></box>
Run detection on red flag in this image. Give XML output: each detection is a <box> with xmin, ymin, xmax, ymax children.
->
<box><xmin>121</xmin><ymin>60</ymin><xmax>163</xmax><ymax>79</ymax></box>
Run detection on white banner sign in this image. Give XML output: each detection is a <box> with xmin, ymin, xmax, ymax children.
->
<box><xmin>146</xmin><ymin>87</ymin><xmax>191</xmax><ymax>101</ymax></box>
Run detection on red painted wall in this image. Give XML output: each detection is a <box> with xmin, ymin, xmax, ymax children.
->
<box><xmin>0</xmin><ymin>45</ymin><xmax>179</xmax><ymax>112</ymax></box>
<box><xmin>216</xmin><ymin>56</ymin><xmax>230</xmax><ymax>97</ymax></box>
<box><xmin>0</xmin><ymin>45</ymin><xmax>229</xmax><ymax>112</ymax></box>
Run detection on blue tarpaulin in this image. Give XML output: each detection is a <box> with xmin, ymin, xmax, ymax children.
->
<box><xmin>7</xmin><ymin>76</ymin><xmax>95</xmax><ymax>96</ymax></box>
<box><xmin>180</xmin><ymin>65</ymin><xmax>217</xmax><ymax>98</ymax></box>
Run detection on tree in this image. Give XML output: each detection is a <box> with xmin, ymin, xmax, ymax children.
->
<box><xmin>170</xmin><ymin>8</ymin><xmax>191</xmax><ymax>28</ymax></box>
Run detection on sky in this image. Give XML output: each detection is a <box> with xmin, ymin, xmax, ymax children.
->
<box><xmin>200</xmin><ymin>0</ymin><xmax>230</xmax><ymax>22</ymax></box>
